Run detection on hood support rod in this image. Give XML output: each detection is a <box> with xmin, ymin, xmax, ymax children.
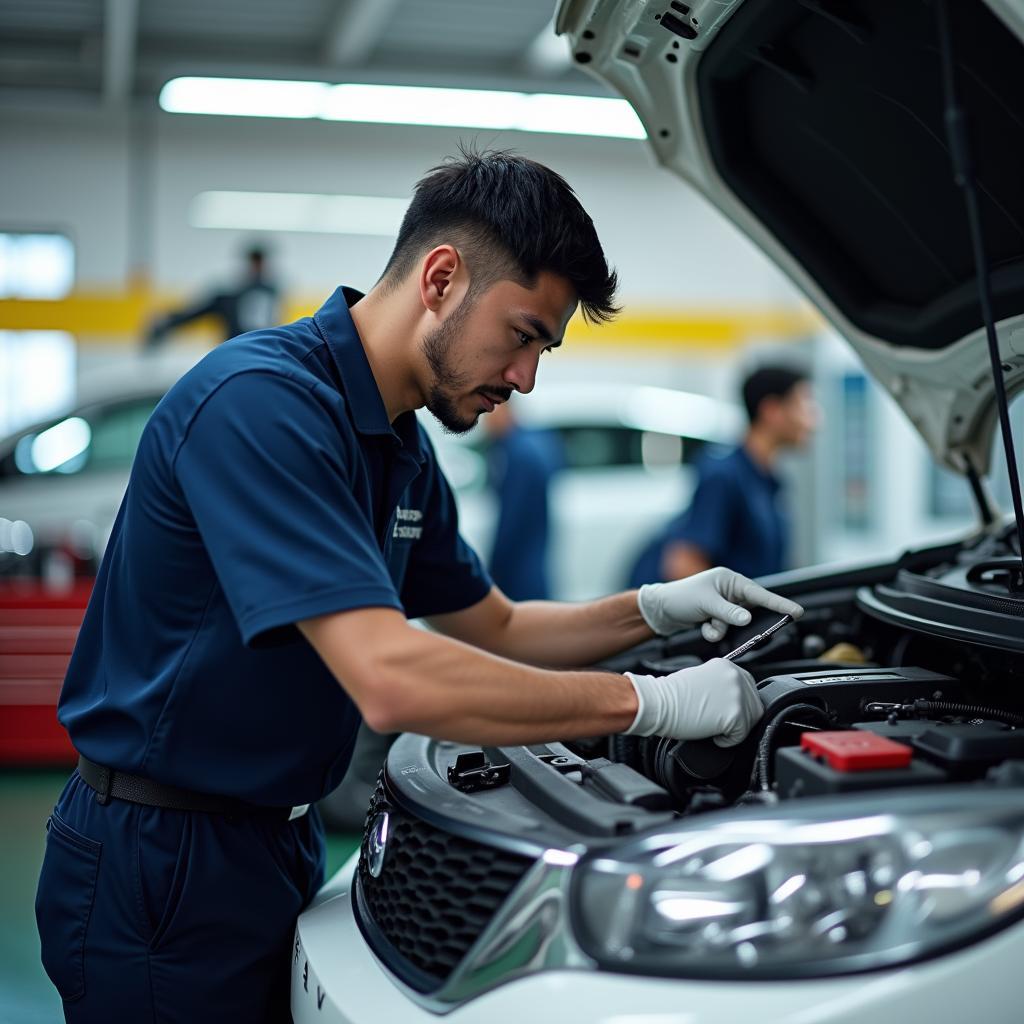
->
<box><xmin>937</xmin><ymin>0</ymin><xmax>1024</xmax><ymax>589</ymax></box>
<box><xmin>963</xmin><ymin>453</ymin><xmax>996</xmax><ymax>529</ymax></box>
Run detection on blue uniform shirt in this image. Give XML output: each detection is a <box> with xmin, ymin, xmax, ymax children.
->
<box><xmin>58</xmin><ymin>287</ymin><xmax>491</xmax><ymax>806</ymax></box>
<box><xmin>628</xmin><ymin>445</ymin><xmax>788</xmax><ymax>587</ymax></box>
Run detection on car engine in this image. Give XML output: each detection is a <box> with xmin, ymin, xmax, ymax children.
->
<box><xmin>591</xmin><ymin>523</ymin><xmax>1024</xmax><ymax>816</ymax></box>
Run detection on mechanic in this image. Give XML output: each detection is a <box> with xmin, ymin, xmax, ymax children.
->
<box><xmin>628</xmin><ymin>365</ymin><xmax>819</xmax><ymax>587</ymax></box>
<box><xmin>482</xmin><ymin>396</ymin><xmax>564</xmax><ymax>600</ymax></box>
<box><xmin>143</xmin><ymin>242</ymin><xmax>281</xmax><ymax>347</ymax></box>
<box><xmin>35</xmin><ymin>149</ymin><xmax>802</xmax><ymax>1023</ymax></box>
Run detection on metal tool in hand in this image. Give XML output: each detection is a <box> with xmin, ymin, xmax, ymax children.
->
<box><xmin>722</xmin><ymin>614</ymin><xmax>792</xmax><ymax>661</ymax></box>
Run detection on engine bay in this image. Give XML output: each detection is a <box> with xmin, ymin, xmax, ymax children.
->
<box><xmin>573</xmin><ymin>524</ymin><xmax>1024</xmax><ymax>820</ymax></box>
<box><xmin>357</xmin><ymin>526</ymin><xmax>1024</xmax><ymax>1004</ymax></box>
<box><xmin>424</xmin><ymin>525</ymin><xmax>1024</xmax><ymax>834</ymax></box>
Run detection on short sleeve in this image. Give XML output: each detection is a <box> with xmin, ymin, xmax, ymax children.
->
<box><xmin>399</xmin><ymin>434</ymin><xmax>492</xmax><ymax>620</ymax></box>
<box><xmin>173</xmin><ymin>371</ymin><xmax>402</xmax><ymax>645</ymax></box>
<box><xmin>667</xmin><ymin>469</ymin><xmax>738</xmax><ymax>567</ymax></box>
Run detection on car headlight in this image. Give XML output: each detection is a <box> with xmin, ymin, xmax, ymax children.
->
<box><xmin>571</xmin><ymin>789</ymin><xmax>1024</xmax><ymax>978</ymax></box>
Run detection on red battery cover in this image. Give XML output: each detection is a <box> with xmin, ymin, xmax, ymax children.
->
<box><xmin>801</xmin><ymin>730</ymin><xmax>913</xmax><ymax>772</ymax></box>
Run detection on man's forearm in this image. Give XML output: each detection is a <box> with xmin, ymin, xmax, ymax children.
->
<box><xmin>485</xmin><ymin>590</ymin><xmax>655</xmax><ymax>668</ymax></box>
<box><xmin>300</xmin><ymin>608</ymin><xmax>639</xmax><ymax>744</ymax></box>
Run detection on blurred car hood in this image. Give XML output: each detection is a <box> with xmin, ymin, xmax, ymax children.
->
<box><xmin>557</xmin><ymin>0</ymin><xmax>1024</xmax><ymax>477</ymax></box>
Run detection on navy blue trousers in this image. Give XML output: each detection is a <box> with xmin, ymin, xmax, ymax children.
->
<box><xmin>35</xmin><ymin>771</ymin><xmax>325</xmax><ymax>1023</ymax></box>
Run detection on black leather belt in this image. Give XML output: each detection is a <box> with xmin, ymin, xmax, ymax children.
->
<box><xmin>77</xmin><ymin>755</ymin><xmax>309</xmax><ymax>822</ymax></box>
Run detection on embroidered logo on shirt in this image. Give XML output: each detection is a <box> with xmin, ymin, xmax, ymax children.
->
<box><xmin>393</xmin><ymin>507</ymin><xmax>423</xmax><ymax>540</ymax></box>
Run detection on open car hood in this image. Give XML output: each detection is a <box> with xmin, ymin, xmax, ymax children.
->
<box><xmin>557</xmin><ymin>0</ymin><xmax>1024</xmax><ymax>477</ymax></box>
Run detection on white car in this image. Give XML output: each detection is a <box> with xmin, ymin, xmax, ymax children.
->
<box><xmin>425</xmin><ymin>382</ymin><xmax>743</xmax><ymax>600</ymax></box>
<box><xmin>293</xmin><ymin>1</ymin><xmax>1024</xmax><ymax>1022</ymax></box>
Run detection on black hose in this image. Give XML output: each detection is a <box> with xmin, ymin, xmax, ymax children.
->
<box><xmin>910</xmin><ymin>699</ymin><xmax>1024</xmax><ymax>727</ymax></box>
<box><xmin>890</xmin><ymin>632</ymin><xmax>913</xmax><ymax>667</ymax></box>
<box><xmin>756</xmin><ymin>702</ymin><xmax>829</xmax><ymax>792</ymax></box>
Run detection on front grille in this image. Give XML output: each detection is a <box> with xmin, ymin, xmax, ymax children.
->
<box><xmin>356</xmin><ymin>773</ymin><xmax>534</xmax><ymax>987</ymax></box>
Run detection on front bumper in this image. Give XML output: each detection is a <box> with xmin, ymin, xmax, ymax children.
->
<box><xmin>292</xmin><ymin>853</ymin><xmax>1024</xmax><ymax>1023</ymax></box>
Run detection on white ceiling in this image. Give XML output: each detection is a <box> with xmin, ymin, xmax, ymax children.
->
<box><xmin>0</xmin><ymin>0</ymin><xmax>604</xmax><ymax>108</ymax></box>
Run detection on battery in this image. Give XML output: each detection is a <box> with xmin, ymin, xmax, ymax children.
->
<box><xmin>801</xmin><ymin>730</ymin><xmax>912</xmax><ymax>771</ymax></box>
<box><xmin>776</xmin><ymin>734</ymin><xmax>945</xmax><ymax>799</ymax></box>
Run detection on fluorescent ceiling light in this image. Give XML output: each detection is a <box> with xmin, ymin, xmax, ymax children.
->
<box><xmin>189</xmin><ymin>190</ymin><xmax>409</xmax><ymax>236</ymax></box>
<box><xmin>322</xmin><ymin>85</ymin><xmax>644</xmax><ymax>139</ymax></box>
<box><xmin>159</xmin><ymin>77</ymin><xmax>646</xmax><ymax>140</ymax></box>
<box><xmin>160</xmin><ymin>77</ymin><xmax>327</xmax><ymax>118</ymax></box>
<box><xmin>515</xmin><ymin>93</ymin><xmax>645</xmax><ymax>139</ymax></box>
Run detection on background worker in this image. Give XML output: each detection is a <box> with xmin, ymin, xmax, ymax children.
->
<box><xmin>482</xmin><ymin>397</ymin><xmax>564</xmax><ymax>600</ymax></box>
<box><xmin>144</xmin><ymin>242</ymin><xmax>280</xmax><ymax>347</ymax></box>
<box><xmin>628</xmin><ymin>365</ymin><xmax>819</xmax><ymax>587</ymax></box>
<box><xmin>36</xmin><ymin>150</ymin><xmax>801</xmax><ymax>1023</ymax></box>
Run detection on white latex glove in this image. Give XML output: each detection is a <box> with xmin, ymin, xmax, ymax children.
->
<box><xmin>637</xmin><ymin>566</ymin><xmax>804</xmax><ymax>642</ymax></box>
<box><xmin>624</xmin><ymin>659</ymin><xmax>762</xmax><ymax>747</ymax></box>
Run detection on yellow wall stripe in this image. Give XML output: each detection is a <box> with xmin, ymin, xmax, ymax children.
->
<box><xmin>0</xmin><ymin>291</ymin><xmax>821</xmax><ymax>351</ymax></box>
<box><xmin>563</xmin><ymin>307</ymin><xmax>820</xmax><ymax>350</ymax></box>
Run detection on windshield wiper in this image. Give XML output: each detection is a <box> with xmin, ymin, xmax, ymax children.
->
<box><xmin>937</xmin><ymin>0</ymin><xmax>1024</xmax><ymax>591</ymax></box>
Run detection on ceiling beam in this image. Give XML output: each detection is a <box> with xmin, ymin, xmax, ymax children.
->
<box><xmin>322</xmin><ymin>0</ymin><xmax>403</xmax><ymax>67</ymax></box>
<box><xmin>103</xmin><ymin>0</ymin><xmax>138</xmax><ymax>104</ymax></box>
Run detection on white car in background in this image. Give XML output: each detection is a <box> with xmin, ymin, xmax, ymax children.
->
<box><xmin>425</xmin><ymin>383</ymin><xmax>742</xmax><ymax>599</ymax></box>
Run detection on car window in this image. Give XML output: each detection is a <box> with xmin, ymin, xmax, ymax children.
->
<box><xmin>88</xmin><ymin>400</ymin><xmax>159</xmax><ymax>471</ymax></box>
<box><xmin>459</xmin><ymin>425</ymin><xmax>712</xmax><ymax>472</ymax></box>
<box><xmin>555</xmin><ymin>426</ymin><xmax>709</xmax><ymax>470</ymax></box>
<box><xmin>0</xmin><ymin>397</ymin><xmax>159</xmax><ymax>479</ymax></box>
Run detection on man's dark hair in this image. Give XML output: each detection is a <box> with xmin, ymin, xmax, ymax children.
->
<box><xmin>742</xmin><ymin>365</ymin><xmax>809</xmax><ymax>423</ymax></box>
<box><xmin>380</xmin><ymin>146</ymin><xmax>619</xmax><ymax>324</ymax></box>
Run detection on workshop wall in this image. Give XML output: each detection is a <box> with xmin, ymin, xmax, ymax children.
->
<box><xmin>0</xmin><ymin>106</ymin><xmax>803</xmax><ymax>307</ymax></box>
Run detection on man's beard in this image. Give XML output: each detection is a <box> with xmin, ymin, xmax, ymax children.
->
<box><xmin>421</xmin><ymin>297</ymin><xmax>510</xmax><ymax>434</ymax></box>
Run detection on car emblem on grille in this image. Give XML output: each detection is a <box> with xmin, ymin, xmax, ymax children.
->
<box><xmin>365</xmin><ymin>811</ymin><xmax>390</xmax><ymax>878</ymax></box>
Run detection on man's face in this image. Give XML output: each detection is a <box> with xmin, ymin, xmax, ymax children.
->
<box><xmin>775</xmin><ymin>381</ymin><xmax>820</xmax><ymax>448</ymax></box>
<box><xmin>420</xmin><ymin>270</ymin><xmax>577</xmax><ymax>434</ymax></box>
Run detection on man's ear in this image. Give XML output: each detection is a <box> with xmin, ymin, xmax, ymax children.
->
<box><xmin>419</xmin><ymin>245</ymin><xmax>461</xmax><ymax>313</ymax></box>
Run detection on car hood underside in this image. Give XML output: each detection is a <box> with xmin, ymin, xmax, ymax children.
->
<box><xmin>557</xmin><ymin>0</ymin><xmax>1024</xmax><ymax>477</ymax></box>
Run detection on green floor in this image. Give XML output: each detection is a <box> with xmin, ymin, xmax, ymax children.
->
<box><xmin>0</xmin><ymin>770</ymin><xmax>360</xmax><ymax>1024</ymax></box>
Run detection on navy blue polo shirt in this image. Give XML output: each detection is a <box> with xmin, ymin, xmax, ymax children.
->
<box><xmin>58</xmin><ymin>287</ymin><xmax>491</xmax><ymax>806</ymax></box>
<box><xmin>627</xmin><ymin>445</ymin><xmax>788</xmax><ymax>587</ymax></box>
